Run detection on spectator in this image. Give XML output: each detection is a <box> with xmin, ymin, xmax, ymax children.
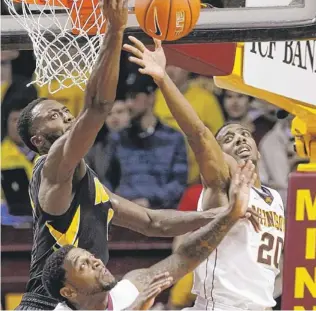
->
<box><xmin>105</xmin><ymin>100</ymin><xmax>130</xmax><ymax>132</ymax></box>
<box><xmin>248</xmin><ymin>98</ymin><xmax>278</xmax><ymax>145</ymax></box>
<box><xmin>222</xmin><ymin>90</ymin><xmax>276</xmax><ymax>145</ymax></box>
<box><xmin>1</xmin><ymin>51</ymin><xmax>20</xmax><ymax>99</ymax></box>
<box><xmin>85</xmin><ymin>100</ymin><xmax>130</xmax><ymax>188</ymax></box>
<box><xmin>222</xmin><ymin>90</ymin><xmax>252</xmax><ymax>126</ymax></box>
<box><xmin>1</xmin><ymin>82</ymin><xmax>37</xmax><ymax>223</ymax></box>
<box><xmin>108</xmin><ymin>73</ymin><xmax>188</xmax><ymax>209</ymax></box>
<box><xmin>154</xmin><ymin>66</ymin><xmax>224</xmax><ymax>185</ymax></box>
<box><xmin>258</xmin><ymin>115</ymin><xmax>308</xmax><ymax>205</ymax></box>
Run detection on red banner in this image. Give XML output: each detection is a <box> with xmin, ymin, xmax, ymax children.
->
<box><xmin>282</xmin><ymin>171</ymin><xmax>316</xmax><ymax>310</ymax></box>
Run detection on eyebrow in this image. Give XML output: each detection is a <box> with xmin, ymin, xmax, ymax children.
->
<box><xmin>238</xmin><ymin>128</ymin><xmax>251</xmax><ymax>135</ymax></box>
<box><xmin>47</xmin><ymin>108</ymin><xmax>60</xmax><ymax>113</ymax></box>
<box><xmin>220</xmin><ymin>130</ymin><xmax>235</xmax><ymax>140</ymax></box>
<box><xmin>224</xmin><ymin>130</ymin><xmax>234</xmax><ymax>136</ymax></box>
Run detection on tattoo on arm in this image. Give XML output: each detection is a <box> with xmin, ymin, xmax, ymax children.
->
<box><xmin>127</xmin><ymin>212</ymin><xmax>237</xmax><ymax>291</ymax></box>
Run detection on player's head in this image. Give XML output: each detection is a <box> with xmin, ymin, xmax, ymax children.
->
<box><xmin>17</xmin><ymin>98</ymin><xmax>75</xmax><ymax>154</ymax></box>
<box><xmin>223</xmin><ymin>90</ymin><xmax>251</xmax><ymax>121</ymax></box>
<box><xmin>215</xmin><ymin>123</ymin><xmax>260</xmax><ymax>164</ymax></box>
<box><xmin>42</xmin><ymin>245</ymin><xmax>116</xmax><ymax>303</ymax></box>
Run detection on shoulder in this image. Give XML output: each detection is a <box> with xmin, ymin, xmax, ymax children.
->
<box><xmin>264</xmin><ymin>185</ymin><xmax>285</xmax><ymax>211</ymax></box>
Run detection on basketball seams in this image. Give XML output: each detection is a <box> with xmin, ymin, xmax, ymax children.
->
<box><xmin>136</xmin><ymin>0</ymin><xmax>200</xmax><ymax>41</ymax></box>
<box><xmin>165</xmin><ymin>0</ymin><xmax>172</xmax><ymax>40</ymax></box>
<box><xmin>187</xmin><ymin>0</ymin><xmax>193</xmax><ymax>32</ymax></box>
<box><xmin>144</xmin><ymin>0</ymin><xmax>154</xmax><ymax>32</ymax></box>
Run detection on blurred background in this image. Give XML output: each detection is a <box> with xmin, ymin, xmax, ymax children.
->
<box><xmin>1</xmin><ymin>46</ymin><xmax>309</xmax><ymax>310</ymax></box>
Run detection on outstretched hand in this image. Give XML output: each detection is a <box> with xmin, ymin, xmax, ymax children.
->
<box><xmin>102</xmin><ymin>0</ymin><xmax>128</xmax><ymax>31</ymax></box>
<box><xmin>229</xmin><ymin>160</ymin><xmax>261</xmax><ymax>232</ymax></box>
<box><xmin>126</xmin><ymin>272</ymin><xmax>173</xmax><ymax>310</ymax></box>
<box><xmin>123</xmin><ymin>36</ymin><xmax>167</xmax><ymax>83</ymax></box>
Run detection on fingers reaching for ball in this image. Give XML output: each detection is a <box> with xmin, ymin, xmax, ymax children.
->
<box><xmin>124</xmin><ymin>36</ymin><xmax>167</xmax><ymax>83</ymax></box>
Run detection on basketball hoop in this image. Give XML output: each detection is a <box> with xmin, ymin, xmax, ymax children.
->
<box><xmin>3</xmin><ymin>0</ymin><xmax>210</xmax><ymax>93</ymax></box>
<box><xmin>2</xmin><ymin>0</ymin><xmax>127</xmax><ymax>93</ymax></box>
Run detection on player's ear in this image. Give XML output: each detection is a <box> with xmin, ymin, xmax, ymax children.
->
<box><xmin>60</xmin><ymin>285</ymin><xmax>77</xmax><ymax>299</ymax></box>
<box><xmin>31</xmin><ymin>134</ymin><xmax>44</xmax><ymax>150</ymax></box>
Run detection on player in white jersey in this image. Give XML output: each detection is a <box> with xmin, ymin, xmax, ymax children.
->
<box><xmin>192</xmin><ymin>185</ymin><xmax>284</xmax><ymax>310</ymax></box>
<box><xmin>123</xmin><ymin>36</ymin><xmax>285</xmax><ymax>310</ymax></box>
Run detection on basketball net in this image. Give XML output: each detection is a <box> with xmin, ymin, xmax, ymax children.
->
<box><xmin>3</xmin><ymin>0</ymin><xmax>118</xmax><ymax>93</ymax></box>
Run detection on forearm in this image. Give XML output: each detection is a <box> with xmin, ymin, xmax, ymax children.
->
<box><xmin>156</xmin><ymin>74</ymin><xmax>228</xmax><ymax>185</ymax></box>
<box><xmin>138</xmin><ymin>210</ymin><xmax>238</xmax><ymax>287</ymax></box>
<box><xmin>85</xmin><ymin>26</ymin><xmax>124</xmax><ymax>113</ymax></box>
<box><xmin>174</xmin><ymin>210</ymin><xmax>237</xmax><ymax>274</ymax></box>
<box><xmin>148</xmin><ymin>206</ymin><xmax>229</xmax><ymax>237</ymax></box>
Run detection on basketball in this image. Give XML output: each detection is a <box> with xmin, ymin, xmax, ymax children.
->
<box><xmin>135</xmin><ymin>0</ymin><xmax>201</xmax><ymax>41</ymax></box>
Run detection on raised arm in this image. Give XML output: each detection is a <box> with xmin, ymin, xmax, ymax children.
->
<box><xmin>44</xmin><ymin>0</ymin><xmax>128</xmax><ymax>184</ymax></box>
<box><xmin>124</xmin><ymin>161</ymin><xmax>257</xmax><ymax>291</ymax></box>
<box><xmin>123</xmin><ymin>37</ymin><xmax>230</xmax><ymax>188</ymax></box>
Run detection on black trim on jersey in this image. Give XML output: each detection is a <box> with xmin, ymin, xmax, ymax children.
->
<box><xmin>210</xmin><ymin>249</ymin><xmax>218</xmax><ymax>311</ymax></box>
<box><xmin>202</xmin><ymin>248</ymin><xmax>218</xmax><ymax>311</ymax></box>
<box><xmin>203</xmin><ymin>257</ymin><xmax>209</xmax><ymax>310</ymax></box>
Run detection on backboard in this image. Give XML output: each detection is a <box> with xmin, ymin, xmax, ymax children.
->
<box><xmin>1</xmin><ymin>0</ymin><xmax>316</xmax><ymax>50</ymax></box>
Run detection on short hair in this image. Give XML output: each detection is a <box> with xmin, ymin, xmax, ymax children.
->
<box><xmin>42</xmin><ymin>245</ymin><xmax>75</xmax><ymax>301</ymax></box>
<box><xmin>17</xmin><ymin>97</ymin><xmax>48</xmax><ymax>152</ymax></box>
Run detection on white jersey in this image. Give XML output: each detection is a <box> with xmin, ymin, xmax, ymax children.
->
<box><xmin>192</xmin><ymin>186</ymin><xmax>285</xmax><ymax>310</ymax></box>
<box><xmin>54</xmin><ymin>279</ymin><xmax>139</xmax><ymax>310</ymax></box>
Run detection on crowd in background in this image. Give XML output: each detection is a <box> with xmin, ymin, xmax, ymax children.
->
<box><xmin>1</xmin><ymin>49</ymin><xmax>307</xmax><ymax>309</ymax></box>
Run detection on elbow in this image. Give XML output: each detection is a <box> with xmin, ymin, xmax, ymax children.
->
<box><xmin>146</xmin><ymin>220</ymin><xmax>169</xmax><ymax>237</ymax></box>
<box><xmin>145</xmin><ymin>212</ymin><xmax>170</xmax><ymax>237</ymax></box>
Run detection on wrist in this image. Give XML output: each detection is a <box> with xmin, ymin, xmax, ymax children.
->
<box><xmin>203</xmin><ymin>205</ymin><xmax>230</xmax><ymax>219</ymax></box>
<box><xmin>106</xmin><ymin>23</ymin><xmax>126</xmax><ymax>33</ymax></box>
<box><xmin>154</xmin><ymin>71</ymin><xmax>168</xmax><ymax>87</ymax></box>
<box><xmin>226</xmin><ymin>204</ymin><xmax>242</xmax><ymax>221</ymax></box>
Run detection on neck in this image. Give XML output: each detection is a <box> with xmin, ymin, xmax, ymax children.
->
<box><xmin>140</xmin><ymin>113</ymin><xmax>157</xmax><ymax>131</ymax></box>
<box><xmin>254</xmin><ymin>166</ymin><xmax>261</xmax><ymax>188</ymax></box>
<box><xmin>72</xmin><ymin>292</ymin><xmax>109</xmax><ymax>310</ymax></box>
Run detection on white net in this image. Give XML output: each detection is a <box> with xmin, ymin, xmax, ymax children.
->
<box><xmin>3</xmin><ymin>0</ymin><xmax>110</xmax><ymax>93</ymax></box>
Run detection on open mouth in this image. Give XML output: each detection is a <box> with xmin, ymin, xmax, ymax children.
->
<box><xmin>236</xmin><ymin>145</ymin><xmax>251</xmax><ymax>156</ymax></box>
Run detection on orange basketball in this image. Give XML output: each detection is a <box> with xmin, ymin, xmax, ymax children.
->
<box><xmin>135</xmin><ymin>0</ymin><xmax>201</xmax><ymax>41</ymax></box>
